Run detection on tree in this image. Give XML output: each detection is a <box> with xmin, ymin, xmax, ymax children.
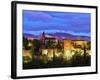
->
<box><xmin>23</xmin><ymin>37</ymin><xmax>29</xmax><ymax>50</ymax></box>
<box><xmin>33</xmin><ymin>39</ymin><xmax>42</xmax><ymax>55</ymax></box>
<box><xmin>45</xmin><ymin>40</ymin><xmax>55</xmax><ymax>49</ymax></box>
<box><xmin>87</xmin><ymin>41</ymin><xmax>91</xmax><ymax>50</ymax></box>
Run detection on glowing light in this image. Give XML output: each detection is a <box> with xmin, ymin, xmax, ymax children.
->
<box><xmin>23</xmin><ymin>50</ymin><xmax>32</xmax><ymax>59</ymax></box>
<box><xmin>42</xmin><ymin>49</ymin><xmax>48</xmax><ymax>55</ymax></box>
<box><xmin>71</xmin><ymin>51</ymin><xmax>75</xmax><ymax>56</ymax></box>
<box><xmin>63</xmin><ymin>50</ymin><xmax>73</xmax><ymax>60</ymax></box>
<box><xmin>47</xmin><ymin>49</ymin><xmax>53</xmax><ymax>60</ymax></box>
<box><xmin>28</xmin><ymin>42</ymin><xmax>32</xmax><ymax>47</ymax></box>
<box><xmin>55</xmin><ymin>52</ymin><xmax>62</xmax><ymax>57</ymax></box>
<box><xmin>86</xmin><ymin>50</ymin><xmax>91</xmax><ymax>56</ymax></box>
<box><xmin>23</xmin><ymin>50</ymin><xmax>32</xmax><ymax>63</ymax></box>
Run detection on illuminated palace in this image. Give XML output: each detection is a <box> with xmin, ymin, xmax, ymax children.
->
<box><xmin>40</xmin><ymin>32</ymin><xmax>63</xmax><ymax>62</ymax></box>
<box><xmin>40</xmin><ymin>32</ymin><xmax>90</xmax><ymax>62</ymax></box>
<box><xmin>23</xmin><ymin>32</ymin><xmax>91</xmax><ymax>63</ymax></box>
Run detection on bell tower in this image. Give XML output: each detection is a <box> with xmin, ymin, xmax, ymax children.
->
<box><xmin>41</xmin><ymin>32</ymin><xmax>45</xmax><ymax>44</ymax></box>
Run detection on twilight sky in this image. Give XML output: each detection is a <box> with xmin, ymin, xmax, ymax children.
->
<box><xmin>23</xmin><ymin>10</ymin><xmax>91</xmax><ymax>36</ymax></box>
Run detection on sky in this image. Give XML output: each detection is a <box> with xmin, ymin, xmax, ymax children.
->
<box><xmin>23</xmin><ymin>10</ymin><xmax>91</xmax><ymax>37</ymax></box>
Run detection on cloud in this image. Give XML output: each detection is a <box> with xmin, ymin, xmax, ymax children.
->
<box><xmin>23</xmin><ymin>30</ymin><xmax>90</xmax><ymax>37</ymax></box>
<box><xmin>23</xmin><ymin>10</ymin><xmax>91</xmax><ymax>36</ymax></box>
<box><xmin>23</xmin><ymin>10</ymin><xmax>53</xmax><ymax>21</ymax></box>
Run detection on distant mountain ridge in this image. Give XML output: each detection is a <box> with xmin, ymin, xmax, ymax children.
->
<box><xmin>23</xmin><ymin>32</ymin><xmax>90</xmax><ymax>41</ymax></box>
